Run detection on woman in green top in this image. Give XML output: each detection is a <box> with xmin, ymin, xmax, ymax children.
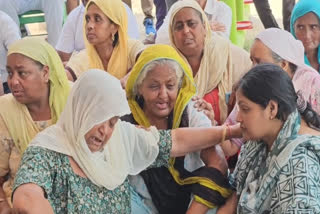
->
<box><xmin>11</xmin><ymin>69</ymin><xmax>241</xmax><ymax>213</ymax></box>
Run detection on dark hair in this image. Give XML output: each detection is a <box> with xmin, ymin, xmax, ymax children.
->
<box><xmin>236</xmin><ymin>63</ymin><xmax>297</xmax><ymax>121</ymax></box>
<box><xmin>297</xmin><ymin>91</ymin><xmax>320</xmax><ymax>129</ymax></box>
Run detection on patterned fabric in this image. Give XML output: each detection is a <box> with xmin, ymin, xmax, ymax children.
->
<box><xmin>0</xmin><ymin>116</ymin><xmax>51</xmax><ymax>206</ymax></box>
<box><xmin>129</xmin><ymin>101</ymin><xmax>212</xmax><ymax>214</ymax></box>
<box><xmin>13</xmin><ymin>130</ymin><xmax>172</xmax><ymax>214</ymax></box>
<box><xmin>231</xmin><ymin>111</ymin><xmax>320</xmax><ymax>213</ymax></box>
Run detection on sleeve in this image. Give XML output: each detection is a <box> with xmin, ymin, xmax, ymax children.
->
<box><xmin>270</xmin><ymin>148</ymin><xmax>320</xmax><ymax>213</ymax></box>
<box><xmin>0</xmin><ymin>115</ymin><xmax>12</xmax><ymax>177</ymax></box>
<box><xmin>119</xmin><ymin>121</ymin><xmax>171</xmax><ymax>174</ymax></box>
<box><xmin>1</xmin><ymin>13</ymin><xmax>20</xmax><ymax>49</ymax></box>
<box><xmin>215</xmin><ymin>2</ymin><xmax>232</xmax><ymax>39</ymax></box>
<box><xmin>55</xmin><ymin>7</ymin><xmax>78</xmax><ymax>53</ymax></box>
<box><xmin>123</xmin><ymin>3</ymin><xmax>140</xmax><ymax>40</ymax></box>
<box><xmin>12</xmin><ymin>147</ymin><xmax>56</xmax><ymax>199</ymax></box>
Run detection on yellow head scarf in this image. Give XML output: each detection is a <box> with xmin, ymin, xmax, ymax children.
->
<box><xmin>84</xmin><ymin>0</ymin><xmax>128</xmax><ymax>79</ymax></box>
<box><xmin>126</xmin><ymin>44</ymin><xmax>196</xmax><ymax>128</ymax></box>
<box><xmin>0</xmin><ymin>37</ymin><xmax>70</xmax><ymax>154</ymax></box>
<box><xmin>168</xmin><ymin>0</ymin><xmax>233</xmax><ymax>123</ymax></box>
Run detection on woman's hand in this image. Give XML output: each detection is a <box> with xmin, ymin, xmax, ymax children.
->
<box><xmin>210</xmin><ymin>21</ymin><xmax>226</xmax><ymax>32</ymax></box>
<box><xmin>192</xmin><ymin>96</ymin><xmax>216</xmax><ymax>125</ymax></box>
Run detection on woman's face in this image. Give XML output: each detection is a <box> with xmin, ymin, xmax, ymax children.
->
<box><xmin>85</xmin><ymin>3</ymin><xmax>119</xmax><ymax>46</ymax></box>
<box><xmin>138</xmin><ymin>64</ymin><xmax>180</xmax><ymax>120</ymax></box>
<box><xmin>294</xmin><ymin>12</ymin><xmax>320</xmax><ymax>53</ymax></box>
<box><xmin>85</xmin><ymin>116</ymin><xmax>119</xmax><ymax>152</ymax></box>
<box><xmin>6</xmin><ymin>53</ymin><xmax>49</xmax><ymax>105</ymax></box>
<box><xmin>172</xmin><ymin>7</ymin><xmax>206</xmax><ymax>58</ymax></box>
<box><xmin>236</xmin><ymin>90</ymin><xmax>274</xmax><ymax>142</ymax></box>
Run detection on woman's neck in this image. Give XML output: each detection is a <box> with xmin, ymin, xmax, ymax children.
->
<box><xmin>263</xmin><ymin>120</ymin><xmax>284</xmax><ymax>152</ymax></box>
<box><xmin>145</xmin><ymin>112</ymin><xmax>168</xmax><ymax>129</ymax></box>
<box><xmin>186</xmin><ymin>52</ymin><xmax>203</xmax><ymax>77</ymax></box>
<box><xmin>27</xmin><ymin>91</ymin><xmax>51</xmax><ymax>121</ymax></box>
<box><xmin>95</xmin><ymin>43</ymin><xmax>114</xmax><ymax>70</ymax></box>
<box><xmin>306</xmin><ymin>48</ymin><xmax>319</xmax><ymax>71</ymax></box>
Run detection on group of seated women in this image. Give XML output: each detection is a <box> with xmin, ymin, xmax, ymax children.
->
<box><xmin>0</xmin><ymin>0</ymin><xmax>320</xmax><ymax>213</ymax></box>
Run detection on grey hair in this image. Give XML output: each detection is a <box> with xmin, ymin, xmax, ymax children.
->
<box><xmin>270</xmin><ymin>50</ymin><xmax>298</xmax><ymax>73</ymax></box>
<box><xmin>132</xmin><ymin>58</ymin><xmax>185</xmax><ymax>97</ymax></box>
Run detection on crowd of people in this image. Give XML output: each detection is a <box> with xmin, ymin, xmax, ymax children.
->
<box><xmin>0</xmin><ymin>0</ymin><xmax>320</xmax><ymax>213</ymax></box>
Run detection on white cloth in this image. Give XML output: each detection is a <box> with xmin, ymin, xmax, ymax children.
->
<box><xmin>30</xmin><ymin>69</ymin><xmax>160</xmax><ymax>190</ymax></box>
<box><xmin>55</xmin><ymin>2</ymin><xmax>140</xmax><ymax>54</ymax></box>
<box><xmin>129</xmin><ymin>100</ymin><xmax>212</xmax><ymax>214</ymax></box>
<box><xmin>0</xmin><ymin>11</ymin><xmax>21</xmax><ymax>83</ymax></box>
<box><xmin>156</xmin><ymin>0</ymin><xmax>232</xmax><ymax>44</ymax></box>
<box><xmin>0</xmin><ymin>0</ymin><xmax>64</xmax><ymax>46</ymax></box>
<box><xmin>56</xmin><ymin>4</ymin><xmax>85</xmax><ymax>53</ymax></box>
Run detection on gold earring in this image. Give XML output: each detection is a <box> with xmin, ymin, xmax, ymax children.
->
<box><xmin>111</xmin><ymin>34</ymin><xmax>115</xmax><ymax>41</ymax></box>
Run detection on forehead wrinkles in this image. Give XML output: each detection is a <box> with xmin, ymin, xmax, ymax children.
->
<box><xmin>173</xmin><ymin>7</ymin><xmax>202</xmax><ymax>25</ymax></box>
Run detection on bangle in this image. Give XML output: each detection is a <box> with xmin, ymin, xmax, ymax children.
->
<box><xmin>226</xmin><ymin>124</ymin><xmax>231</xmax><ymax>139</ymax></box>
<box><xmin>221</xmin><ymin>125</ymin><xmax>227</xmax><ymax>143</ymax></box>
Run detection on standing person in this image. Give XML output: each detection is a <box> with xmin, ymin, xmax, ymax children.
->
<box><xmin>290</xmin><ymin>0</ymin><xmax>320</xmax><ymax>73</ymax></box>
<box><xmin>0</xmin><ymin>0</ymin><xmax>64</xmax><ymax>46</ymax></box>
<box><xmin>141</xmin><ymin>0</ymin><xmax>167</xmax><ymax>44</ymax></box>
<box><xmin>253</xmin><ymin>0</ymin><xmax>295</xmax><ymax>31</ymax></box>
<box><xmin>56</xmin><ymin>0</ymin><xmax>139</xmax><ymax>62</ymax></box>
<box><xmin>0</xmin><ymin>11</ymin><xmax>21</xmax><ymax>95</ymax></box>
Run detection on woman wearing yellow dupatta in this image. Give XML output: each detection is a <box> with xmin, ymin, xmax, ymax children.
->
<box><xmin>65</xmin><ymin>0</ymin><xmax>144</xmax><ymax>80</ymax></box>
<box><xmin>168</xmin><ymin>0</ymin><xmax>252</xmax><ymax>124</ymax></box>
<box><xmin>0</xmin><ymin>37</ymin><xmax>70</xmax><ymax>212</ymax></box>
<box><xmin>124</xmin><ymin>44</ymin><xmax>232</xmax><ymax>214</ymax></box>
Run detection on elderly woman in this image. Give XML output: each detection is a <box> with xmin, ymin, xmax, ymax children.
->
<box><xmin>12</xmin><ymin>70</ymin><xmax>241</xmax><ymax>213</ymax></box>
<box><xmin>0</xmin><ymin>37</ymin><xmax>70</xmax><ymax>213</ymax></box>
<box><xmin>125</xmin><ymin>44</ymin><xmax>231</xmax><ymax>213</ymax></box>
<box><xmin>290</xmin><ymin>0</ymin><xmax>320</xmax><ymax>73</ymax></box>
<box><xmin>218</xmin><ymin>64</ymin><xmax>320</xmax><ymax>213</ymax></box>
<box><xmin>156</xmin><ymin>0</ymin><xmax>232</xmax><ymax>44</ymax></box>
<box><xmin>65</xmin><ymin>0</ymin><xmax>144</xmax><ymax>81</ymax></box>
<box><xmin>222</xmin><ymin>28</ymin><xmax>320</xmax><ymax>156</ymax></box>
<box><xmin>166</xmin><ymin>0</ymin><xmax>251</xmax><ymax>124</ymax></box>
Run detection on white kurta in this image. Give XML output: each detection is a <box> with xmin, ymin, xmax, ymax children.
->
<box><xmin>0</xmin><ymin>11</ymin><xmax>21</xmax><ymax>83</ymax></box>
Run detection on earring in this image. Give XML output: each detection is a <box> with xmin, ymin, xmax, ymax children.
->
<box><xmin>111</xmin><ymin>34</ymin><xmax>115</xmax><ymax>42</ymax></box>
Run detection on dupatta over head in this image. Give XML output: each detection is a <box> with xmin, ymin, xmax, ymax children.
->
<box><xmin>30</xmin><ymin>70</ymin><xmax>160</xmax><ymax>190</ymax></box>
<box><xmin>290</xmin><ymin>0</ymin><xmax>320</xmax><ymax>72</ymax></box>
<box><xmin>168</xmin><ymin>0</ymin><xmax>234</xmax><ymax>122</ymax></box>
<box><xmin>0</xmin><ymin>37</ymin><xmax>70</xmax><ymax>154</ymax></box>
<box><xmin>84</xmin><ymin>0</ymin><xmax>129</xmax><ymax>79</ymax></box>
<box><xmin>126</xmin><ymin>44</ymin><xmax>196</xmax><ymax>128</ymax></box>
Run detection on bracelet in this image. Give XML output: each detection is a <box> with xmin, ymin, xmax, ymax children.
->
<box><xmin>221</xmin><ymin>125</ymin><xmax>227</xmax><ymax>143</ymax></box>
<box><xmin>226</xmin><ymin>124</ymin><xmax>231</xmax><ymax>139</ymax></box>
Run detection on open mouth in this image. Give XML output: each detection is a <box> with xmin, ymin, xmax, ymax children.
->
<box><xmin>90</xmin><ymin>136</ymin><xmax>103</xmax><ymax>146</ymax></box>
